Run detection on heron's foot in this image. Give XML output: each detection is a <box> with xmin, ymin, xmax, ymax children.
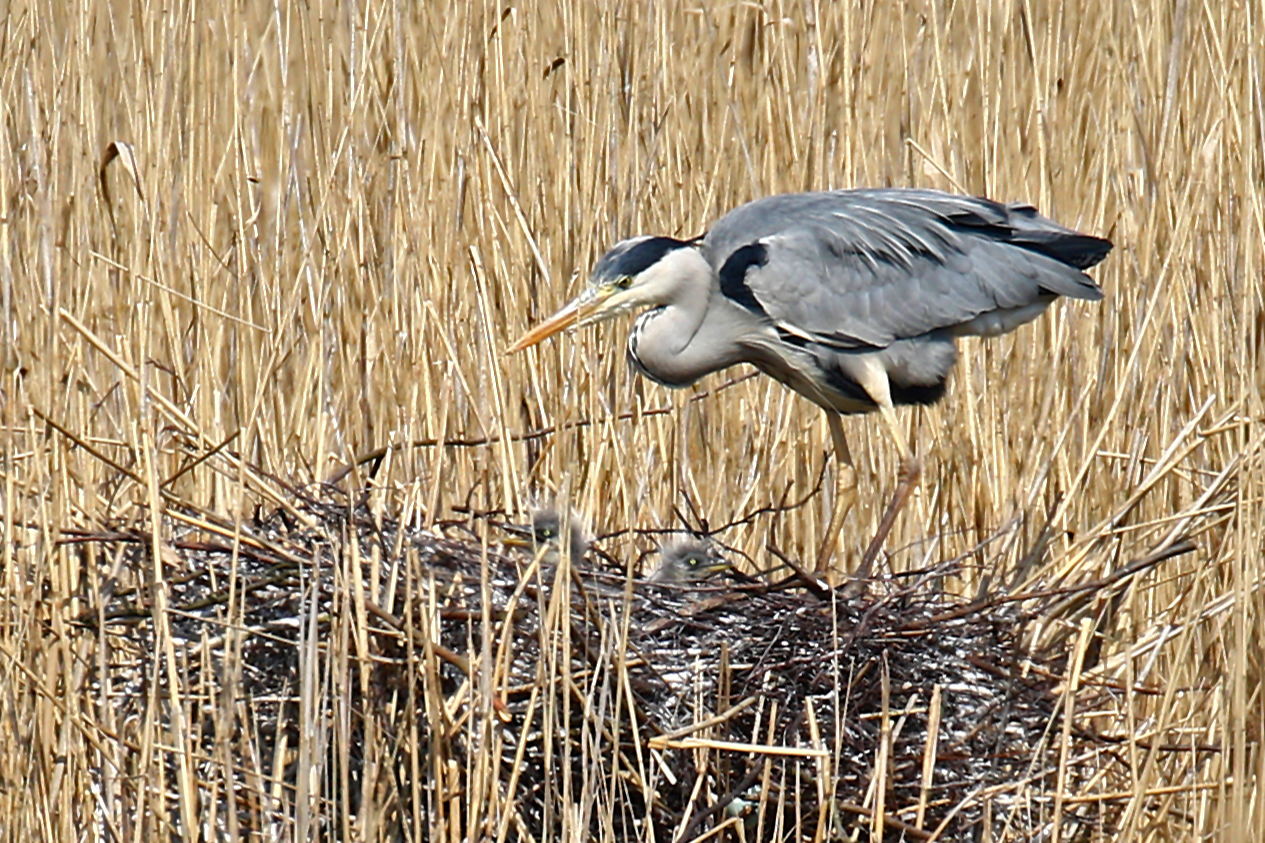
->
<box><xmin>841</xmin><ymin>570</ymin><xmax>873</xmax><ymax>598</ymax></box>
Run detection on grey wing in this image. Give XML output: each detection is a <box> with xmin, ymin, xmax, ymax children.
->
<box><xmin>705</xmin><ymin>189</ymin><xmax>1109</xmax><ymax>349</ymax></box>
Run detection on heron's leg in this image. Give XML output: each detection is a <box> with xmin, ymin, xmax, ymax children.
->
<box><xmin>828</xmin><ymin>412</ymin><xmax>853</xmax><ymax>466</ymax></box>
<box><xmin>815</xmin><ymin>414</ymin><xmax>857</xmax><ymax>573</ymax></box>
<box><xmin>850</xmin><ymin>360</ymin><xmax>923</xmax><ymax>580</ymax></box>
<box><xmin>851</xmin><ymin>359</ymin><xmax>917</xmax><ymax>470</ymax></box>
<box><xmin>855</xmin><ymin>466</ymin><xmax>920</xmax><ymax>579</ymax></box>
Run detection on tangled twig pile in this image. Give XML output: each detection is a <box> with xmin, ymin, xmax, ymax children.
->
<box><xmin>64</xmin><ymin>486</ymin><xmax>1162</xmax><ymax>841</ymax></box>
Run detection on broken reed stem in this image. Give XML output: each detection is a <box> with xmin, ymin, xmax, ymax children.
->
<box><xmin>1053</xmin><ymin>619</ymin><xmax>1096</xmax><ymax>839</ymax></box>
<box><xmin>916</xmin><ymin>685</ymin><xmax>943</xmax><ymax>831</ymax></box>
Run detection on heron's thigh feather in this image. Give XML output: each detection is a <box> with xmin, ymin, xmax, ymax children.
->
<box><xmin>830</xmin><ymin>335</ymin><xmax>958</xmax><ymax>394</ymax></box>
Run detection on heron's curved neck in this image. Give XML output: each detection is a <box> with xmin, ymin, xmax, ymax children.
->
<box><xmin>629</xmin><ymin>248</ymin><xmax>736</xmax><ymax>387</ymax></box>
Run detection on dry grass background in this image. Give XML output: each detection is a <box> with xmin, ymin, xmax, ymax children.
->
<box><xmin>0</xmin><ymin>0</ymin><xmax>1261</xmax><ymax>839</ymax></box>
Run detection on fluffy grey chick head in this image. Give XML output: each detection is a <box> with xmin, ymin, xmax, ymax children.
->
<box><xmin>645</xmin><ymin>537</ymin><xmax>731</xmax><ymax>585</ymax></box>
<box><xmin>504</xmin><ymin>507</ymin><xmax>592</xmax><ymax>567</ymax></box>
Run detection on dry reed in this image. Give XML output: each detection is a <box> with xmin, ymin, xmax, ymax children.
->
<box><xmin>0</xmin><ymin>0</ymin><xmax>1260</xmax><ymax>840</ymax></box>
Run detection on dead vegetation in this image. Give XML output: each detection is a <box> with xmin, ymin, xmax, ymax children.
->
<box><xmin>0</xmin><ymin>0</ymin><xmax>1261</xmax><ymax>840</ymax></box>
<box><xmin>59</xmin><ymin>487</ymin><xmax>1209</xmax><ymax>841</ymax></box>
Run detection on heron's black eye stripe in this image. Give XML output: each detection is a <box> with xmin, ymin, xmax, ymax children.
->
<box><xmin>595</xmin><ymin>235</ymin><xmax>691</xmax><ymax>280</ymax></box>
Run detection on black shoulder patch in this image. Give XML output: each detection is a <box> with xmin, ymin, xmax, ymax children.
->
<box><xmin>718</xmin><ymin>242</ymin><xmax>770</xmax><ymax>317</ymax></box>
<box><xmin>594</xmin><ymin>236</ymin><xmax>692</xmax><ymax>281</ymax></box>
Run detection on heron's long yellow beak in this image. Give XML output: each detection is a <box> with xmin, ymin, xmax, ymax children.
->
<box><xmin>506</xmin><ymin>287</ymin><xmax>614</xmax><ymax>354</ymax></box>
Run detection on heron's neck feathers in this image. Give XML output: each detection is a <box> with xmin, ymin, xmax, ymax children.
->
<box><xmin>627</xmin><ymin>247</ymin><xmax>739</xmax><ymax>387</ymax></box>
<box><xmin>641</xmin><ymin>245</ymin><xmax>715</xmax><ymax>306</ymax></box>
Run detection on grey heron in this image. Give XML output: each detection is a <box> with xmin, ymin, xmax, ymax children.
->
<box><xmin>645</xmin><ymin>537</ymin><xmax>732</xmax><ymax>584</ymax></box>
<box><xmin>509</xmin><ymin>188</ymin><xmax>1111</xmax><ymax>573</ymax></box>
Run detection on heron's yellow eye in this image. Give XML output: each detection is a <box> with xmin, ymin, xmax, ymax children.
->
<box><xmin>615</xmin><ymin>276</ymin><xmax>633</xmax><ymax>289</ymax></box>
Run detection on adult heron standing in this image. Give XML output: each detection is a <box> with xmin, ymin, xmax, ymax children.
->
<box><xmin>509</xmin><ymin>188</ymin><xmax>1111</xmax><ymax>575</ymax></box>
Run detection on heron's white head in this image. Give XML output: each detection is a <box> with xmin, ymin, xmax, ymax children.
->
<box><xmin>507</xmin><ymin>236</ymin><xmax>704</xmax><ymax>353</ymax></box>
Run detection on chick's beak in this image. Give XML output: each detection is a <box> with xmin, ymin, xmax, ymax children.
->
<box><xmin>700</xmin><ymin>559</ymin><xmax>733</xmax><ymax>578</ymax></box>
<box><xmin>507</xmin><ymin>287</ymin><xmax>611</xmax><ymax>354</ymax></box>
<box><xmin>501</xmin><ymin>522</ymin><xmax>534</xmax><ymax>548</ymax></box>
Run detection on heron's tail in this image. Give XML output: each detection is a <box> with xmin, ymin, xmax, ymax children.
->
<box><xmin>1005</xmin><ymin>202</ymin><xmax>1113</xmax><ymax>270</ymax></box>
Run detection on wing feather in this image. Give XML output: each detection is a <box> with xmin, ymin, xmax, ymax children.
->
<box><xmin>703</xmin><ymin>189</ymin><xmax>1108</xmax><ymax>350</ymax></box>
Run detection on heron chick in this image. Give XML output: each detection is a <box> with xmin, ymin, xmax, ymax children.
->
<box><xmin>509</xmin><ymin>188</ymin><xmax>1111</xmax><ymax>574</ymax></box>
<box><xmin>645</xmin><ymin>537</ymin><xmax>732</xmax><ymax>585</ymax></box>
<box><xmin>503</xmin><ymin>507</ymin><xmax>591</xmax><ymax>568</ymax></box>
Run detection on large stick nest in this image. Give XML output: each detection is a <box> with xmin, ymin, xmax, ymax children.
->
<box><xmin>63</xmin><ymin>486</ymin><xmax>1178</xmax><ymax>841</ymax></box>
